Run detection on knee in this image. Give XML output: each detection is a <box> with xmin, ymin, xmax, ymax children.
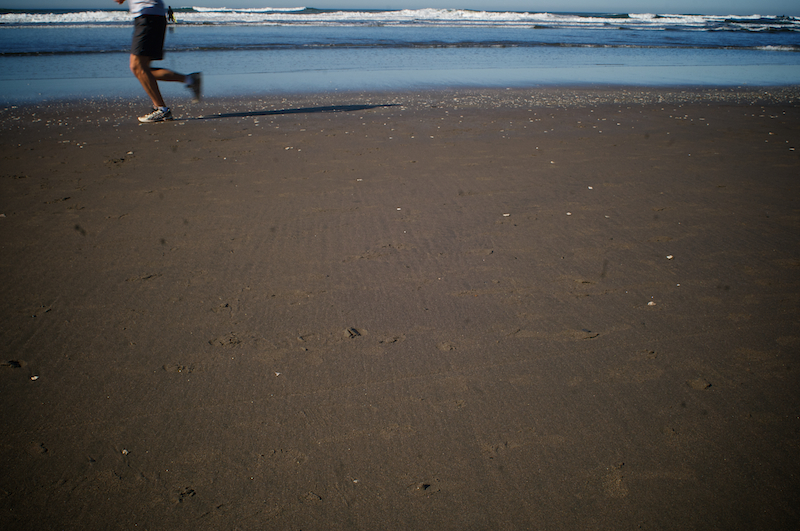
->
<box><xmin>129</xmin><ymin>55</ymin><xmax>147</xmax><ymax>76</ymax></box>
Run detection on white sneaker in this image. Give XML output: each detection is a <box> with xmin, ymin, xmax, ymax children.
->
<box><xmin>138</xmin><ymin>108</ymin><xmax>173</xmax><ymax>123</ymax></box>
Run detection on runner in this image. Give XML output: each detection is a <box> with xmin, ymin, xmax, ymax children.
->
<box><xmin>115</xmin><ymin>0</ymin><xmax>201</xmax><ymax>123</ymax></box>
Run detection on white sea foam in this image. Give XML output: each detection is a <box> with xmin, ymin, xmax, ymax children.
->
<box><xmin>0</xmin><ymin>10</ymin><xmax>130</xmax><ymax>25</ymax></box>
<box><xmin>191</xmin><ymin>6</ymin><xmax>307</xmax><ymax>13</ymax></box>
<box><xmin>756</xmin><ymin>45</ymin><xmax>800</xmax><ymax>51</ymax></box>
<box><xmin>0</xmin><ymin>9</ymin><xmax>797</xmax><ymax>31</ymax></box>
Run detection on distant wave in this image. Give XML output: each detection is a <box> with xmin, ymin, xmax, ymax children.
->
<box><xmin>190</xmin><ymin>6</ymin><xmax>307</xmax><ymax>13</ymax></box>
<box><xmin>1</xmin><ymin>8</ymin><xmax>797</xmax><ymax>32</ymax></box>
<box><xmin>754</xmin><ymin>45</ymin><xmax>800</xmax><ymax>51</ymax></box>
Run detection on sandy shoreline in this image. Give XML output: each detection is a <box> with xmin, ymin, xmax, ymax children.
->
<box><xmin>1</xmin><ymin>87</ymin><xmax>799</xmax><ymax>530</ymax></box>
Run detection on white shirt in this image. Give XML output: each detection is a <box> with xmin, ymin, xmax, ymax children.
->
<box><xmin>127</xmin><ymin>0</ymin><xmax>166</xmax><ymax>18</ymax></box>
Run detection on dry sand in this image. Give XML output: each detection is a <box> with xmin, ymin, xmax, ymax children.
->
<box><xmin>1</xmin><ymin>87</ymin><xmax>799</xmax><ymax>530</ymax></box>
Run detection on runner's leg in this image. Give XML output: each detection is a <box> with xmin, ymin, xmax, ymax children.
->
<box><xmin>129</xmin><ymin>54</ymin><xmax>167</xmax><ymax>108</ymax></box>
<box><xmin>150</xmin><ymin>68</ymin><xmax>187</xmax><ymax>83</ymax></box>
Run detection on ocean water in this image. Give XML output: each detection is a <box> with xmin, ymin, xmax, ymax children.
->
<box><xmin>1</xmin><ymin>7</ymin><xmax>799</xmax><ymax>103</ymax></box>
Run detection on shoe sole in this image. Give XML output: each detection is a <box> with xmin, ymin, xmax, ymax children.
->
<box><xmin>138</xmin><ymin>116</ymin><xmax>173</xmax><ymax>123</ymax></box>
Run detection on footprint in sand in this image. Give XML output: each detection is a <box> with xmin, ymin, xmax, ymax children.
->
<box><xmin>379</xmin><ymin>334</ymin><xmax>406</xmax><ymax>345</ymax></box>
<box><xmin>407</xmin><ymin>479</ymin><xmax>441</xmax><ymax>496</ymax></box>
<box><xmin>174</xmin><ymin>487</ymin><xmax>197</xmax><ymax>504</ymax></box>
<box><xmin>209</xmin><ymin>333</ymin><xmax>241</xmax><ymax>347</ymax></box>
<box><xmin>687</xmin><ymin>377</ymin><xmax>712</xmax><ymax>390</ymax></box>
<box><xmin>27</xmin><ymin>442</ymin><xmax>49</xmax><ymax>457</ymax></box>
<box><xmin>344</xmin><ymin>327</ymin><xmax>366</xmax><ymax>339</ymax></box>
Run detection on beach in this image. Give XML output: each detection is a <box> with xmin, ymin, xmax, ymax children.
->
<box><xmin>1</xmin><ymin>87</ymin><xmax>799</xmax><ymax>529</ymax></box>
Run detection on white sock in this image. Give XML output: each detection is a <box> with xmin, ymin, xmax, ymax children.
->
<box><xmin>158</xmin><ymin>106</ymin><xmax>169</xmax><ymax>112</ymax></box>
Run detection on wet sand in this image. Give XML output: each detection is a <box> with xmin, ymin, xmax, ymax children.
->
<box><xmin>1</xmin><ymin>87</ymin><xmax>799</xmax><ymax>530</ymax></box>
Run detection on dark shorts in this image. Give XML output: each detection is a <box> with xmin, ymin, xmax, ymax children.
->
<box><xmin>131</xmin><ymin>15</ymin><xmax>167</xmax><ymax>60</ymax></box>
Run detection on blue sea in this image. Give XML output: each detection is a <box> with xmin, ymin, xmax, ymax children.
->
<box><xmin>1</xmin><ymin>6</ymin><xmax>799</xmax><ymax>103</ymax></box>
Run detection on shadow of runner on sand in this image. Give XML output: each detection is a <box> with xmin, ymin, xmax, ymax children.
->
<box><xmin>193</xmin><ymin>104</ymin><xmax>399</xmax><ymax>120</ymax></box>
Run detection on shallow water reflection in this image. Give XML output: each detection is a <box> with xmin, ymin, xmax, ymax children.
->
<box><xmin>1</xmin><ymin>45</ymin><xmax>799</xmax><ymax>102</ymax></box>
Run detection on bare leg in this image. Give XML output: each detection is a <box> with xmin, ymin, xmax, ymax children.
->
<box><xmin>129</xmin><ymin>54</ymin><xmax>187</xmax><ymax>108</ymax></box>
<box><xmin>151</xmin><ymin>68</ymin><xmax>187</xmax><ymax>83</ymax></box>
